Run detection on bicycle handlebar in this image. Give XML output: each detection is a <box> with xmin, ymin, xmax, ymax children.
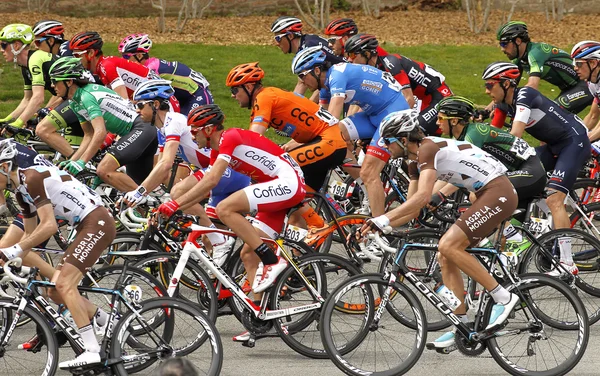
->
<box><xmin>2</xmin><ymin>258</ymin><xmax>29</xmax><ymax>285</ymax></box>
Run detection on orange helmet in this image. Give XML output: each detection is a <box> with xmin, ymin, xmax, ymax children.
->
<box><xmin>226</xmin><ymin>62</ymin><xmax>265</xmax><ymax>87</ymax></box>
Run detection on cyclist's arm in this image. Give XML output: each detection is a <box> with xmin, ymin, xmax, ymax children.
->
<box><xmin>138</xmin><ymin>141</ymin><xmax>178</xmax><ymax>193</ymax></box>
<box><xmin>327</xmin><ymin>96</ymin><xmax>345</xmax><ymax>120</ymax></box>
<box><xmin>112</xmin><ymin>85</ymin><xmax>129</xmax><ymax>100</ymax></box>
<box><xmin>45</xmin><ymin>95</ymin><xmax>63</xmax><ymax>110</ymax></box>
<box><xmin>176</xmin><ymin>158</ymin><xmax>227</xmax><ymax>210</ymax></box>
<box><xmin>401</xmin><ymin>87</ymin><xmax>416</xmax><ymax>109</ymax></box>
<box><xmin>525</xmin><ymin>76</ymin><xmax>541</xmax><ymax>90</ymax></box>
<box><xmin>294</xmin><ymin>78</ymin><xmax>308</xmax><ymax>96</ymax></box>
<box><xmin>69</xmin><ymin>121</ymin><xmax>92</xmax><ymax>161</ymax></box>
<box><xmin>346</xmin><ymin>105</ymin><xmax>362</xmax><ymax>117</ymax></box>
<box><xmin>510</xmin><ymin>120</ymin><xmax>526</xmax><ymax>138</ymax></box>
<box><xmin>18</xmin><ymin>203</ymin><xmax>57</xmax><ymax>252</ymax></box>
<box><xmin>309</xmin><ymin>90</ymin><xmax>319</xmax><ymax>103</ymax></box>
<box><xmin>584</xmin><ymin>101</ymin><xmax>600</xmax><ymax>130</ymax></box>
<box><xmin>79</xmin><ymin>117</ymin><xmax>107</xmax><ymax>163</ymax></box>
<box><xmin>249</xmin><ymin>123</ymin><xmax>267</xmax><ymax>135</ymax></box>
<box><xmin>17</xmin><ymin>85</ymin><xmax>45</xmax><ymax>124</ymax></box>
<box><xmin>7</xmin><ymin>90</ymin><xmax>32</xmax><ymax>120</ymax></box>
<box><xmin>385</xmin><ymin>169</ymin><xmax>437</xmax><ymax>227</ymax></box>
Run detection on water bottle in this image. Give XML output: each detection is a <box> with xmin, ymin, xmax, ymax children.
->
<box><xmin>60</xmin><ymin>307</ymin><xmax>77</xmax><ymax>328</ymax></box>
<box><xmin>591</xmin><ymin>140</ymin><xmax>600</xmax><ymax>157</ymax></box>
<box><xmin>435</xmin><ymin>284</ymin><xmax>461</xmax><ymax>311</ymax></box>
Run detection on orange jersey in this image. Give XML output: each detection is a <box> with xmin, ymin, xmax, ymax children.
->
<box><xmin>250</xmin><ymin>87</ymin><xmax>338</xmax><ymax>143</ymax></box>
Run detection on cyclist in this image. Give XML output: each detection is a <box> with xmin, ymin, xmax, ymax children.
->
<box><xmin>324</xmin><ymin>18</ymin><xmax>359</xmax><ymax>57</ymax></box>
<box><xmin>344</xmin><ymin>33</ymin><xmax>453</xmax><ymax>136</ymax></box>
<box><xmin>226</xmin><ymin>62</ymin><xmax>346</xmax><ymax>228</ymax></box>
<box><xmin>361</xmin><ymin>109</ymin><xmax>519</xmax><ymax>332</ymax></box>
<box><xmin>0</xmin><ymin>24</ymin><xmax>62</xmax><ymax>130</ymax></box>
<box><xmin>118</xmin><ymin>33</ymin><xmax>213</xmax><ymax>115</ymax></box>
<box><xmin>293</xmin><ymin>45</ymin><xmax>410</xmax><ymax>218</ymax></box>
<box><xmin>0</xmin><ymin>140</ymin><xmax>116</xmax><ymax>369</ymax></box>
<box><xmin>157</xmin><ymin>124</ymin><xmax>306</xmax><ymax>294</ymax></box>
<box><xmin>123</xmin><ymin>82</ymin><xmax>247</xmax><ymax>266</ymax></box>
<box><xmin>49</xmin><ymin>57</ymin><xmax>158</xmax><ymax>192</ymax></box>
<box><xmin>571</xmin><ymin>41</ymin><xmax>600</xmax><ymax>141</ymax></box>
<box><xmin>32</xmin><ymin>19</ymin><xmax>65</xmax><ymax>56</ymax></box>
<box><xmin>270</xmin><ymin>16</ymin><xmax>343</xmax><ymax>96</ymax></box>
<box><xmin>483</xmin><ymin>61</ymin><xmax>591</xmax><ymax>274</ymax></box>
<box><xmin>491</xmin><ymin>21</ymin><xmax>592</xmax><ymax>120</ymax></box>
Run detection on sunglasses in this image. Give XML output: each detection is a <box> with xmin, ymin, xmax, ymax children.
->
<box><xmin>484</xmin><ymin>81</ymin><xmax>500</xmax><ymax>90</ymax></box>
<box><xmin>573</xmin><ymin>60</ymin><xmax>586</xmax><ymax>68</ymax></box>
<box><xmin>327</xmin><ymin>35</ymin><xmax>342</xmax><ymax>45</ymax></box>
<box><xmin>230</xmin><ymin>86</ymin><xmax>241</xmax><ymax>95</ymax></box>
<box><xmin>50</xmin><ymin>79</ymin><xmax>60</xmax><ymax>86</ymax></box>
<box><xmin>297</xmin><ymin>70</ymin><xmax>311</xmax><ymax>79</ymax></box>
<box><xmin>72</xmin><ymin>50</ymin><xmax>88</xmax><ymax>58</ymax></box>
<box><xmin>34</xmin><ymin>37</ymin><xmax>49</xmax><ymax>46</ymax></box>
<box><xmin>437</xmin><ymin>115</ymin><xmax>457</xmax><ymax>121</ymax></box>
<box><xmin>345</xmin><ymin>52</ymin><xmax>358</xmax><ymax>60</ymax></box>
<box><xmin>122</xmin><ymin>53</ymin><xmax>132</xmax><ymax>60</ymax></box>
<box><xmin>499</xmin><ymin>40</ymin><xmax>511</xmax><ymax>48</ymax></box>
<box><xmin>135</xmin><ymin>100</ymin><xmax>153</xmax><ymax>110</ymax></box>
<box><xmin>274</xmin><ymin>33</ymin><xmax>288</xmax><ymax>43</ymax></box>
<box><xmin>383</xmin><ymin>137</ymin><xmax>399</xmax><ymax>146</ymax></box>
<box><xmin>0</xmin><ymin>42</ymin><xmax>9</xmax><ymax>50</ymax></box>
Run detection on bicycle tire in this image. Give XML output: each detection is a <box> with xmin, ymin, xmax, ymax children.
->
<box><xmin>0</xmin><ymin>298</ymin><xmax>59</xmax><ymax>376</ymax></box>
<box><xmin>271</xmin><ymin>253</ymin><xmax>362</xmax><ymax>359</ymax></box>
<box><xmin>110</xmin><ymin>297</ymin><xmax>223</xmax><ymax>376</ymax></box>
<box><xmin>320</xmin><ymin>273</ymin><xmax>427</xmax><ymax>376</ymax></box>
<box><xmin>485</xmin><ymin>273</ymin><xmax>589</xmax><ymax>376</ymax></box>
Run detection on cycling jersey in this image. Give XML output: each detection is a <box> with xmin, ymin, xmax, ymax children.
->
<box><xmin>157</xmin><ymin>111</ymin><xmax>211</xmax><ymax>168</ymax></box>
<box><xmin>21</xmin><ymin>49</ymin><xmax>56</xmax><ymax>95</ymax></box>
<box><xmin>586</xmin><ymin>80</ymin><xmax>600</xmax><ymax>105</ymax></box>
<box><xmin>14</xmin><ymin>141</ymin><xmax>53</xmax><ymax>168</ymax></box>
<box><xmin>96</xmin><ymin>56</ymin><xmax>160</xmax><ymax>97</ymax></box>
<box><xmin>145</xmin><ymin>57</ymin><xmax>213</xmax><ymax>115</ymax></box>
<box><xmin>45</xmin><ymin>100</ymin><xmax>85</xmax><ymax>146</ymax></box>
<box><xmin>457</xmin><ymin>122</ymin><xmax>535</xmax><ymax>171</ymax></box>
<box><xmin>299</xmin><ymin>34</ymin><xmax>345</xmax><ymax>64</ymax></box>
<box><xmin>70</xmin><ymin>84</ymin><xmax>137</xmax><ymax>136</ymax></box>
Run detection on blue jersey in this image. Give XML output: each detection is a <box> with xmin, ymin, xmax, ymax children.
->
<box><xmin>320</xmin><ymin>63</ymin><xmax>408</xmax><ymax>115</ymax></box>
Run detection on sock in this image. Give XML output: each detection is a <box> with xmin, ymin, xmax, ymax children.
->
<box><xmin>301</xmin><ymin>207</ymin><xmax>325</xmax><ymax>228</ymax></box>
<box><xmin>489</xmin><ymin>284</ymin><xmax>511</xmax><ymax>305</ymax></box>
<box><xmin>253</xmin><ymin>243</ymin><xmax>278</xmax><ymax>265</ymax></box>
<box><xmin>503</xmin><ymin>223</ymin><xmax>523</xmax><ymax>243</ymax></box>
<box><xmin>558</xmin><ymin>237</ymin><xmax>573</xmax><ymax>265</ymax></box>
<box><xmin>206</xmin><ymin>224</ymin><xmax>226</xmax><ymax>245</ymax></box>
<box><xmin>94</xmin><ymin>308</ymin><xmax>108</xmax><ymax>327</ymax></box>
<box><xmin>79</xmin><ymin>323</ymin><xmax>100</xmax><ymax>353</ymax></box>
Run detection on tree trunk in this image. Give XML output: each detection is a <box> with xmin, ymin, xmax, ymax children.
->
<box><xmin>177</xmin><ymin>0</ymin><xmax>190</xmax><ymax>33</ymax></box>
<box><xmin>151</xmin><ymin>0</ymin><xmax>166</xmax><ymax>33</ymax></box>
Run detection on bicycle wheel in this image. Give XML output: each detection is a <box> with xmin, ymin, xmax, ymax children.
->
<box><xmin>110</xmin><ymin>297</ymin><xmax>223</xmax><ymax>376</ymax></box>
<box><xmin>320</xmin><ymin>273</ymin><xmax>426</xmax><ymax>376</ymax></box>
<box><xmin>133</xmin><ymin>252</ymin><xmax>218</xmax><ymax>322</ymax></box>
<box><xmin>519</xmin><ymin>228</ymin><xmax>600</xmax><ymax>325</ymax></box>
<box><xmin>270</xmin><ymin>253</ymin><xmax>361</xmax><ymax>359</ymax></box>
<box><xmin>485</xmin><ymin>273</ymin><xmax>589</xmax><ymax>376</ymax></box>
<box><xmin>0</xmin><ymin>298</ymin><xmax>59</xmax><ymax>376</ymax></box>
<box><xmin>568</xmin><ymin>179</ymin><xmax>600</xmax><ymax>237</ymax></box>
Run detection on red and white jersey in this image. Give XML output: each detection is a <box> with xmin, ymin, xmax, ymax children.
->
<box><xmin>212</xmin><ymin>128</ymin><xmax>303</xmax><ymax>183</ymax></box>
<box><xmin>159</xmin><ymin>111</ymin><xmax>211</xmax><ymax>168</ymax></box>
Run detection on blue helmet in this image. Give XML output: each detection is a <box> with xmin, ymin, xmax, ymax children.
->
<box><xmin>291</xmin><ymin>45</ymin><xmax>327</xmax><ymax>74</ymax></box>
<box><xmin>133</xmin><ymin>79</ymin><xmax>174</xmax><ymax>101</ymax></box>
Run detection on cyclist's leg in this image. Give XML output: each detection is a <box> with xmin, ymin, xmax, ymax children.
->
<box><xmin>555</xmin><ymin>81</ymin><xmax>594</xmax><ymax>115</ymax></box>
<box><xmin>339</xmin><ymin>115</ymin><xmax>374</xmax><ymax>180</ymax></box>
<box><xmin>36</xmin><ymin>101</ymin><xmax>81</xmax><ymax>157</ymax></box>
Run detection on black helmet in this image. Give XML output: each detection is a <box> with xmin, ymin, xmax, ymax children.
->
<box><xmin>344</xmin><ymin>33</ymin><xmax>379</xmax><ymax>54</ymax></box>
<box><xmin>436</xmin><ymin>96</ymin><xmax>475</xmax><ymax>122</ymax></box>
<box><xmin>497</xmin><ymin>21</ymin><xmax>529</xmax><ymax>42</ymax></box>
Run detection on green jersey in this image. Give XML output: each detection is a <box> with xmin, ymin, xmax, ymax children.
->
<box><xmin>70</xmin><ymin>84</ymin><xmax>137</xmax><ymax>136</ymax></box>
<box><xmin>457</xmin><ymin>123</ymin><xmax>536</xmax><ymax>171</ymax></box>
<box><xmin>514</xmin><ymin>42</ymin><xmax>579</xmax><ymax>91</ymax></box>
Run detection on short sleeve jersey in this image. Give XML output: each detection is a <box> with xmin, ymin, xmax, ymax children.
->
<box><xmin>457</xmin><ymin>123</ymin><xmax>535</xmax><ymax>171</ymax></box>
<box><xmin>70</xmin><ymin>84</ymin><xmax>137</xmax><ymax>136</ymax></box>
<box><xmin>15</xmin><ymin>166</ymin><xmax>103</xmax><ymax>226</ymax></box>
<box><xmin>21</xmin><ymin>49</ymin><xmax>56</xmax><ymax>95</ymax></box>
<box><xmin>14</xmin><ymin>141</ymin><xmax>54</xmax><ymax>168</ymax></box>
<box><xmin>96</xmin><ymin>56</ymin><xmax>160</xmax><ymax>98</ymax></box>
<box><xmin>299</xmin><ymin>34</ymin><xmax>345</xmax><ymax>64</ymax></box>
<box><xmin>145</xmin><ymin>57</ymin><xmax>209</xmax><ymax>100</ymax></box>
<box><xmin>319</xmin><ymin>63</ymin><xmax>408</xmax><ymax>115</ymax></box>
<box><xmin>251</xmin><ymin>87</ymin><xmax>338</xmax><ymax>143</ymax></box>
<box><xmin>515</xmin><ymin>42</ymin><xmax>579</xmax><ymax>91</ymax></box>
<box><xmin>376</xmin><ymin>53</ymin><xmax>446</xmax><ymax>95</ymax></box>
<box><xmin>158</xmin><ymin>111</ymin><xmax>211</xmax><ymax>168</ymax></box>
<box><xmin>586</xmin><ymin>80</ymin><xmax>600</xmax><ymax>105</ymax></box>
<box><xmin>409</xmin><ymin>137</ymin><xmax>507</xmax><ymax>191</ymax></box>
<box><xmin>212</xmin><ymin>128</ymin><xmax>300</xmax><ymax>183</ymax></box>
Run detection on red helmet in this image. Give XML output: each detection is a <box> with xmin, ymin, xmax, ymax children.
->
<box><xmin>324</xmin><ymin>18</ymin><xmax>358</xmax><ymax>36</ymax></box>
<box><xmin>481</xmin><ymin>62</ymin><xmax>521</xmax><ymax>82</ymax></box>
<box><xmin>69</xmin><ymin>31</ymin><xmax>103</xmax><ymax>51</ymax></box>
<box><xmin>188</xmin><ymin>104</ymin><xmax>225</xmax><ymax>130</ymax></box>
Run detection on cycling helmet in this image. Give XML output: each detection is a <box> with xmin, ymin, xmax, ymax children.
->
<box><xmin>49</xmin><ymin>57</ymin><xmax>86</xmax><ymax>81</ymax></box>
<box><xmin>571</xmin><ymin>41</ymin><xmax>600</xmax><ymax>60</ymax></box>
<box><xmin>325</xmin><ymin>18</ymin><xmax>358</xmax><ymax>36</ymax></box>
<box><xmin>188</xmin><ymin>104</ymin><xmax>225</xmax><ymax>129</ymax></box>
<box><xmin>270</xmin><ymin>16</ymin><xmax>303</xmax><ymax>34</ymax></box>
<box><xmin>225</xmin><ymin>62</ymin><xmax>264</xmax><ymax>87</ymax></box>
<box><xmin>436</xmin><ymin>96</ymin><xmax>475</xmax><ymax>121</ymax></box>
<box><xmin>33</xmin><ymin>20</ymin><xmax>65</xmax><ymax>39</ymax></box>
<box><xmin>0</xmin><ymin>139</ymin><xmax>18</xmax><ymax>182</ymax></box>
<box><xmin>69</xmin><ymin>31</ymin><xmax>103</xmax><ymax>51</ymax></box>
<box><xmin>380</xmin><ymin>109</ymin><xmax>420</xmax><ymax>140</ymax></box>
<box><xmin>118</xmin><ymin>33</ymin><xmax>153</xmax><ymax>54</ymax></box>
<box><xmin>497</xmin><ymin>21</ymin><xmax>528</xmax><ymax>42</ymax></box>
<box><xmin>133</xmin><ymin>79</ymin><xmax>174</xmax><ymax>101</ymax></box>
<box><xmin>344</xmin><ymin>33</ymin><xmax>379</xmax><ymax>54</ymax></box>
<box><xmin>291</xmin><ymin>45</ymin><xmax>327</xmax><ymax>74</ymax></box>
<box><xmin>481</xmin><ymin>62</ymin><xmax>521</xmax><ymax>82</ymax></box>
<box><xmin>0</xmin><ymin>24</ymin><xmax>34</xmax><ymax>44</ymax></box>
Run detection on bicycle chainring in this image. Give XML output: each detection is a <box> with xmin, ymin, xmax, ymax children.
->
<box><xmin>455</xmin><ymin>328</ymin><xmax>487</xmax><ymax>357</ymax></box>
<box><xmin>241</xmin><ymin>308</ymin><xmax>273</xmax><ymax>334</ymax></box>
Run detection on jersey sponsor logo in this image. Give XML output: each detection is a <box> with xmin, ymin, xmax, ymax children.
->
<box><xmin>546</xmin><ymin>60</ymin><xmax>577</xmax><ymax>76</ymax></box>
<box><xmin>464</xmin><ymin>205</ymin><xmax>503</xmax><ymax>232</ymax></box>
<box><xmin>408</xmin><ymin>67</ymin><xmax>431</xmax><ymax>87</ymax></box>
<box><xmin>360</xmin><ymin>80</ymin><xmax>383</xmax><ymax>94</ymax></box>
<box><xmin>116</xmin><ymin>129</ymin><xmax>143</xmax><ymax>151</ymax></box>
<box><xmin>291</xmin><ymin>107</ymin><xmax>316</xmax><ymax>126</ymax></box>
<box><xmin>104</xmin><ymin>99</ymin><xmax>135</xmax><ymax>122</ymax></box>
<box><xmin>60</xmin><ymin>191</ymin><xmax>87</xmax><ymax>210</ymax></box>
<box><xmin>31</xmin><ymin>65</ymin><xmax>42</xmax><ymax>75</ymax></box>
<box><xmin>382</xmin><ymin>57</ymin><xmax>395</xmax><ymax>70</ymax></box>
<box><xmin>421</xmin><ymin>107</ymin><xmax>438</xmax><ymax>122</ymax></box>
<box><xmin>116</xmin><ymin>67</ymin><xmax>147</xmax><ymax>89</ymax></box>
<box><xmin>459</xmin><ymin>160</ymin><xmax>489</xmax><ymax>176</ymax></box>
<box><xmin>253</xmin><ymin>184</ymin><xmax>292</xmax><ymax>198</ymax></box>
<box><xmin>295</xmin><ymin>146</ymin><xmax>324</xmax><ymax>163</ymax></box>
<box><xmin>566</xmin><ymin>90</ymin><xmax>587</xmax><ymax>101</ymax></box>
<box><xmin>244</xmin><ymin>150</ymin><xmax>276</xmax><ymax>171</ymax></box>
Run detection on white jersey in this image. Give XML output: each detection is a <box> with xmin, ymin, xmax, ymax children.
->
<box><xmin>158</xmin><ymin>111</ymin><xmax>211</xmax><ymax>168</ymax></box>
<box><xmin>587</xmin><ymin>80</ymin><xmax>600</xmax><ymax>104</ymax></box>
<box><xmin>413</xmin><ymin>137</ymin><xmax>507</xmax><ymax>191</ymax></box>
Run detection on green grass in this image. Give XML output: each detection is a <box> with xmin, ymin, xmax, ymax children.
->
<box><xmin>0</xmin><ymin>42</ymin><xmax>587</xmax><ymax>146</ymax></box>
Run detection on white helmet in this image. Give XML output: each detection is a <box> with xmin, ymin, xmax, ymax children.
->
<box><xmin>0</xmin><ymin>139</ymin><xmax>18</xmax><ymax>185</ymax></box>
<box><xmin>270</xmin><ymin>16</ymin><xmax>303</xmax><ymax>34</ymax></box>
<box><xmin>380</xmin><ymin>109</ymin><xmax>419</xmax><ymax>140</ymax></box>
<box><xmin>571</xmin><ymin>41</ymin><xmax>600</xmax><ymax>60</ymax></box>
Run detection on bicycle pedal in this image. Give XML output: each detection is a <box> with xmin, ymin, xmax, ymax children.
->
<box><xmin>435</xmin><ymin>345</ymin><xmax>457</xmax><ymax>354</ymax></box>
<box><xmin>242</xmin><ymin>334</ymin><xmax>257</xmax><ymax>348</ymax></box>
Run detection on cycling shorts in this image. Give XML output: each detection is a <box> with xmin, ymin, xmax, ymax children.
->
<box><xmin>238</xmin><ymin>163</ymin><xmax>306</xmax><ymax>239</ymax></box>
<box><xmin>58</xmin><ymin>207</ymin><xmax>116</xmax><ymax>273</ymax></box>
<box><xmin>287</xmin><ymin>125</ymin><xmax>347</xmax><ymax>191</ymax></box>
<box><xmin>454</xmin><ymin>176</ymin><xmax>518</xmax><ymax>246</ymax></box>
<box><xmin>107</xmin><ymin>116</ymin><xmax>158</xmax><ymax>185</ymax></box>
<box><xmin>536</xmin><ymin>133</ymin><xmax>591</xmax><ymax>194</ymax></box>
<box><xmin>193</xmin><ymin>167</ymin><xmax>251</xmax><ymax>219</ymax></box>
<box><xmin>179</xmin><ymin>87</ymin><xmax>214</xmax><ymax>116</ymax></box>
<box><xmin>505</xmin><ymin>156</ymin><xmax>548</xmax><ymax>221</ymax></box>
<box><xmin>555</xmin><ymin>80</ymin><xmax>594</xmax><ymax>115</ymax></box>
<box><xmin>45</xmin><ymin>100</ymin><xmax>84</xmax><ymax>146</ymax></box>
